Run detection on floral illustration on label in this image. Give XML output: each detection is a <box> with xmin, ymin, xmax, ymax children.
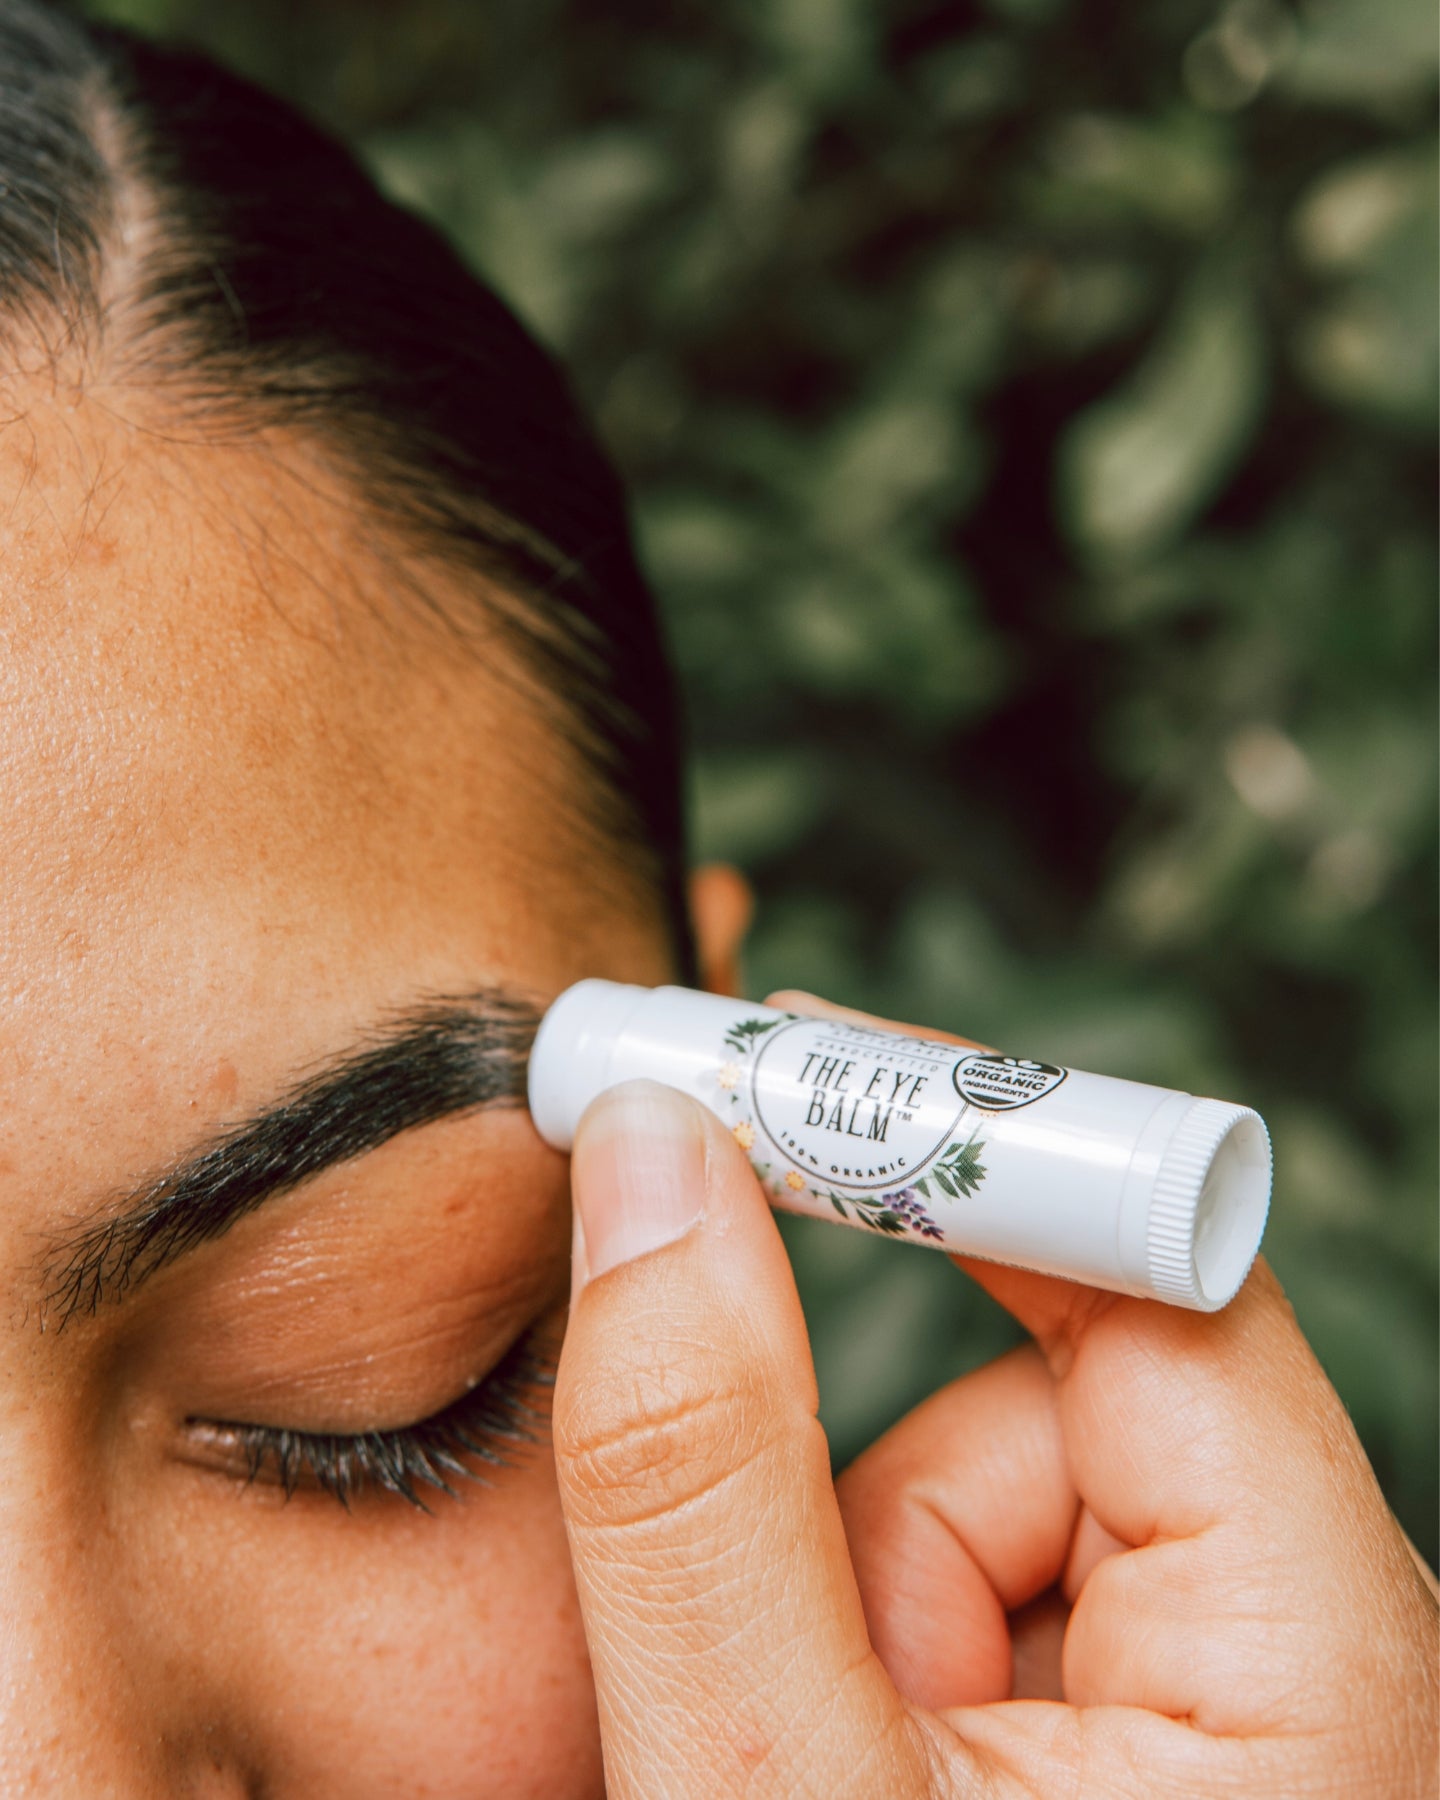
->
<box><xmin>713</xmin><ymin>1013</ymin><xmax>989</xmax><ymax>1247</ymax></box>
<box><xmin>914</xmin><ymin>1133</ymin><xmax>988</xmax><ymax>1201</ymax></box>
<box><xmin>722</xmin><ymin>1016</ymin><xmax>788</xmax><ymax>1057</ymax></box>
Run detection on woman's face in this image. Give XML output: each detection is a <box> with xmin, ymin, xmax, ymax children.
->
<box><xmin>0</xmin><ymin>394</ymin><xmax>674</xmax><ymax>1796</ymax></box>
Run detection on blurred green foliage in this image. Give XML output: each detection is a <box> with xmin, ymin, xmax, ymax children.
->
<box><xmin>88</xmin><ymin>0</ymin><xmax>1438</xmax><ymax>1558</ymax></box>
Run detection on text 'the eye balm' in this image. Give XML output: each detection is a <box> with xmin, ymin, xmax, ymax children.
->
<box><xmin>528</xmin><ymin>982</ymin><xmax>1272</xmax><ymax>1311</ymax></box>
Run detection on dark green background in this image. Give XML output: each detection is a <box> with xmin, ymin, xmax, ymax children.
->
<box><xmin>87</xmin><ymin>0</ymin><xmax>1438</xmax><ymax>1561</ymax></box>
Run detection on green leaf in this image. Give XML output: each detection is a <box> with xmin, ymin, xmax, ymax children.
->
<box><xmin>691</xmin><ymin>750</ymin><xmax>827</xmax><ymax>866</ymax></box>
<box><xmin>751</xmin><ymin>0</ymin><xmax>878</xmax><ymax>100</ymax></box>
<box><xmin>1026</xmin><ymin>111</ymin><xmax>1236</xmax><ymax>235</ymax></box>
<box><xmin>1058</xmin><ymin>262</ymin><xmax>1266</xmax><ymax>562</ymax></box>
<box><xmin>1290</xmin><ymin>147</ymin><xmax>1438</xmax><ymax>432</ymax></box>
<box><xmin>530</xmin><ymin>131</ymin><xmax>678</xmax><ymax>244</ymax></box>
<box><xmin>1278</xmin><ymin>0</ymin><xmax>1438</xmax><ymax>109</ymax></box>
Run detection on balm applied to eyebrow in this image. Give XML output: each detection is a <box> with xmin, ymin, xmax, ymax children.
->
<box><xmin>40</xmin><ymin>990</ymin><xmax>542</xmax><ymax>1325</ymax></box>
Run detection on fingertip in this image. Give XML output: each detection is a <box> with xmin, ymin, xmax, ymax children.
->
<box><xmin>951</xmin><ymin>1258</ymin><xmax>1123</xmax><ymax>1376</ymax></box>
<box><xmin>762</xmin><ymin>987</ymin><xmax>829</xmax><ymax>1015</ymax></box>
<box><xmin>570</xmin><ymin>1080</ymin><xmax>709</xmax><ymax>1282</ymax></box>
<box><xmin>762</xmin><ymin>991</ymin><xmax>988</xmax><ymax>1048</ymax></box>
<box><xmin>572</xmin><ymin>1076</ymin><xmax>707</xmax><ymax>1148</ymax></box>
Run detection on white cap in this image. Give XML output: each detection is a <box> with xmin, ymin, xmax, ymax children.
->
<box><xmin>527</xmin><ymin>979</ymin><xmax>650</xmax><ymax>1150</ymax></box>
<box><xmin>1146</xmin><ymin>1099</ymin><xmax>1271</xmax><ymax>1310</ymax></box>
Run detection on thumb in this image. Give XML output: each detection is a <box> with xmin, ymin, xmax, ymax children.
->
<box><xmin>553</xmin><ymin>1080</ymin><xmax>934</xmax><ymax>1800</ymax></box>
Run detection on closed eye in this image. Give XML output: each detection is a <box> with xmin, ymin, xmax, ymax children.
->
<box><xmin>185</xmin><ymin>1322</ymin><xmax>558</xmax><ymax>1510</ymax></box>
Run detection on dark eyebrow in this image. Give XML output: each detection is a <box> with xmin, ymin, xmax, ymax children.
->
<box><xmin>41</xmin><ymin>989</ymin><xmax>543</xmax><ymax>1326</ymax></box>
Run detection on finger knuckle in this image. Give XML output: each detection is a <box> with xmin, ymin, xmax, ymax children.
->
<box><xmin>555</xmin><ymin>1327</ymin><xmax>784</xmax><ymax>1532</ymax></box>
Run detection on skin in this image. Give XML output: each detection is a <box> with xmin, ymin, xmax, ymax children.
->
<box><xmin>0</xmin><ymin>379</ymin><xmax>683</xmax><ymax>1797</ymax></box>
<box><xmin>4</xmin><ymin>369</ymin><xmax>1435</xmax><ymax>1796</ymax></box>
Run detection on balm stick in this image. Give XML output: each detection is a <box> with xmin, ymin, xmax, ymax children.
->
<box><xmin>528</xmin><ymin>981</ymin><xmax>1272</xmax><ymax>1312</ymax></box>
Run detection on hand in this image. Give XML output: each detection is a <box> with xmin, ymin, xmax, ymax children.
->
<box><xmin>551</xmin><ymin>999</ymin><xmax>1439</xmax><ymax>1799</ymax></box>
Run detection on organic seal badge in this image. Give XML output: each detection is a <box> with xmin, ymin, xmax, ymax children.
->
<box><xmin>953</xmin><ymin>1054</ymin><xmax>1068</xmax><ymax>1111</ymax></box>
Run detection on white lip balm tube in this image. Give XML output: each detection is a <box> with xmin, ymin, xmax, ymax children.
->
<box><xmin>528</xmin><ymin>981</ymin><xmax>1272</xmax><ymax>1312</ymax></box>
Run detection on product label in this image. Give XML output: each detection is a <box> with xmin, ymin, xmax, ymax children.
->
<box><xmin>709</xmin><ymin>1013</ymin><xmax>1064</xmax><ymax>1247</ymax></box>
<box><xmin>750</xmin><ymin>1020</ymin><xmax>964</xmax><ymax>1191</ymax></box>
<box><xmin>952</xmin><ymin>1054</ymin><xmax>1067</xmax><ymax>1110</ymax></box>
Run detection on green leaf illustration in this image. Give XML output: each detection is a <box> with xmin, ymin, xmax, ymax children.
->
<box><xmin>723</xmin><ymin>1015</ymin><xmax>789</xmax><ymax>1055</ymax></box>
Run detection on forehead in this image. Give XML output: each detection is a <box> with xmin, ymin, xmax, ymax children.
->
<box><xmin>4</xmin><ymin>400</ymin><xmax>532</xmax><ymax>898</ymax></box>
<box><xmin>0</xmin><ymin>394</ymin><xmax>661</xmax><ymax>1214</ymax></box>
<box><xmin>2</xmin><ymin>393</ymin><xmax>581</xmax><ymax>939</ymax></box>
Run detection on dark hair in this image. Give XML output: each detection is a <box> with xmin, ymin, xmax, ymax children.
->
<box><xmin>0</xmin><ymin>0</ymin><xmax>694</xmax><ymax>974</ymax></box>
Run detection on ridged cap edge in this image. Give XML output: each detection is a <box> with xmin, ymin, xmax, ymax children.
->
<box><xmin>1147</xmin><ymin>1098</ymin><xmax>1259</xmax><ymax>1305</ymax></box>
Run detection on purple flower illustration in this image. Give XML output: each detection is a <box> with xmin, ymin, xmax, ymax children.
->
<box><xmin>881</xmin><ymin>1186</ymin><xmax>946</xmax><ymax>1241</ymax></box>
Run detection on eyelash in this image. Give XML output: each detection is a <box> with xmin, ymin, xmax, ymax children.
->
<box><xmin>204</xmin><ymin>1326</ymin><xmax>558</xmax><ymax>1510</ymax></box>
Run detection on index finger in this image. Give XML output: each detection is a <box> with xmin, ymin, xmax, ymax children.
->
<box><xmin>764</xmin><ymin>989</ymin><xmax>993</xmax><ymax>1051</ymax></box>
